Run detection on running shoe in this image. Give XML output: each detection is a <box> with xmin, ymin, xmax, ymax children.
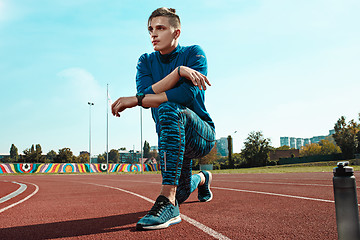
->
<box><xmin>198</xmin><ymin>171</ymin><xmax>213</xmax><ymax>202</ymax></box>
<box><xmin>136</xmin><ymin>195</ymin><xmax>181</xmax><ymax>230</ymax></box>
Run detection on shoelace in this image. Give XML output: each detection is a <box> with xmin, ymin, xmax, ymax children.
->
<box><xmin>148</xmin><ymin>200</ymin><xmax>168</xmax><ymax>216</ymax></box>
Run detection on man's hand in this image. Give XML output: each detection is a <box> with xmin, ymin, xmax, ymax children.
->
<box><xmin>179</xmin><ymin>66</ymin><xmax>211</xmax><ymax>90</ymax></box>
<box><xmin>111</xmin><ymin>96</ymin><xmax>137</xmax><ymax>117</ymax></box>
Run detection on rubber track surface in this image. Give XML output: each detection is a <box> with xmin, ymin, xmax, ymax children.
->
<box><xmin>1</xmin><ymin>172</ymin><xmax>359</xmax><ymax>239</ymax></box>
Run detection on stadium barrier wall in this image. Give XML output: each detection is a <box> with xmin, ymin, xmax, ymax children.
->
<box><xmin>0</xmin><ymin>163</ymin><xmax>159</xmax><ymax>174</ymax></box>
<box><xmin>278</xmin><ymin>153</ymin><xmax>344</xmax><ymax>165</ymax></box>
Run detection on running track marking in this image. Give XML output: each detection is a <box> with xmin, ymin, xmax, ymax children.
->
<box><xmin>216</xmin><ymin>179</ymin><xmax>360</xmax><ymax>189</ymax></box>
<box><xmin>212</xmin><ymin>186</ymin><xmax>335</xmax><ymax>203</ymax></box>
<box><xmin>0</xmin><ymin>181</ymin><xmax>27</xmax><ymax>204</ymax></box>
<box><xmin>84</xmin><ymin>182</ymin><xmax>231</xmax><ymax>240</ymax></box>
<box><xmin>91</xmin><ymin>179</ymin><xmax>341</xmax><ymax>204</ymax></box>
<box><xmin>0</xmin><ymin>181</ymin><xmax>39</xmax><ymax>213</ymax></box>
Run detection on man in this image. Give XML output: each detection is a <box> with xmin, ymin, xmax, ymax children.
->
<box><xmin>111</xmin><ymin>7</ymin><xmax>216</xmax><ymax>230</ymax></box>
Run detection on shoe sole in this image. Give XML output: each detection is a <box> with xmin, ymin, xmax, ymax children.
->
<box><xmin>136</xmin><ymin>215</ymin><xmax>181</xmax><ymax>230</ymax></box>
<box><xmin>200</xmin><ymin>171</ymin><xmax>213</xmax><ymax>202</ymax></box>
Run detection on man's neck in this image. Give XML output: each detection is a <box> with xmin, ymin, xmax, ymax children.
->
<box><xmin>159</xmin><ymin>43</ymin><xmax>178</xmax><ymax>55</ymax></box>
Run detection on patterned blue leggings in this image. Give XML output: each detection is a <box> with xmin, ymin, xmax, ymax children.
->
<box><xmin>158</xmin><ymin>102</ymin><xmax>216</xmax><ymax>203</ymax></box>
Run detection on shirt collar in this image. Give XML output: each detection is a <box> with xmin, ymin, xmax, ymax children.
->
<box><xmin>158</xmin><ymin>44</ymin><xmax>181</xmax><ymax>63</ymax></box>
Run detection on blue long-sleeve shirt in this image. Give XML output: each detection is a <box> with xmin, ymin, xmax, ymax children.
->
<box><xmin>136</xmin><ymin>44</ymin><xmax>215</xmax><ymax>133</ymax></box>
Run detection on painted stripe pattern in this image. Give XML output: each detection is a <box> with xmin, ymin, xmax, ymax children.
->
<box><xmin>0</xmin><ymin>163</ymin><xmax>159</xmax><ymax>174</ymax></box>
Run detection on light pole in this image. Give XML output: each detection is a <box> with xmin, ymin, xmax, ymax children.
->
<box><xmin>88</xmin><ymin>102</ymin><xmax>94</xmax><ymax>170</ymax></box>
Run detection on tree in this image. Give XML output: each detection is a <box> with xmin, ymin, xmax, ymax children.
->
<box><xmin>56</xmin><ymin>148</ymin><xmax>75</xmax><ymax>163</ymax></box>
<box><xmin>46</xmin><ymin>150</ymin><xmax>57</xmax><ymax>163</ymax></box>
<box><xmin>333</xmin><ymin>116</ymin><xmax>359</xmax><ymax>159</ymax></box>
<box><xmin>77</xmin><ymin>153</ymin><xmax>90</xmax><ymax>163</ymax></box>
<box><xmin>108</xmin><ymin>149</ymin><xmax>120</xmax><ymax>163</ymax></box>
<box><xmin>199</xmin><ymin>143</ymin><xmax>219</xmax><ymax>165</ymax></box>
<box><xmin>276</xmin><ymin>145</ymin><xmax>291</xmax><ymax>150</ymax></box>
<box><xmin>97</xmin><ymin>154</ymin><xmax>105</xmax><ymax>163</ymax></box>
<box><xmin>23</xmin><ymin>144</ymin><xmax>43</xmax><ymax>163</ymax></box>
<box><xmin>227</xmin><ymin>135</ymin><xmax>234</xmax><ymax>168</ymax></box>
<box><xmin>148</xmin><ymin>149</ymin><xmax>159</xmax><ymax>161</ymax></box>
<box><xmin>241</xmin><ymin>131</ymin><xmax>272</xmax><ymax>167</ymax></box>
<box><xmin>300</xmin><ymin>143</ymin><xmax>322</xmax><ymax>157</ymax></box>
<box><xmin>35</xmin><ymin>144</ymin><xmax>44</xmax><ymax>162</ymax></box>
<box><xmin>10</xmin><ymin>144</ymin><xmax>19</xmax><ymax>162</ymax></box>
<box><xmin>319</xmin><ymin>139</ymin><xmax>341</xmax><ymax>155</ymax></box>
<box><xmin>143</xmin><ymin>141</ymin><xmax>151</xmax><ymax>158</ymax></box>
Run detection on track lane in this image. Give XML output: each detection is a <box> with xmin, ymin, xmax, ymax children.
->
<box><xmin>0</xmin><ymin>175</ymin><xmax>224</xmax><ymax>240</ymax></box>
<box><xmin>0</xmin><ymin>172</ymin><xmax>354</xmax><ymax>239</ymax></box>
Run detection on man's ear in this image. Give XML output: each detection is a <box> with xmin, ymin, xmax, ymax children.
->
<box><xmin>174</xmin><ymin>29</ymin><xmax>181</xmax><ymax>39</ymax></box>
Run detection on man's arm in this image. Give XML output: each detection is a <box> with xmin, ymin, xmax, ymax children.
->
<box><xmin>152</xmin><ymin>66</ymin><xmax>210</xmax><ymax>94</ymax></box>
<box><xmin>112</xmin><ymin>65</ymin><xmax>210</xmax><ymax>117</ymax></box>
<box><xmin>111</xmin><ymin>93</ymin><xmax>168</xmax><ymax>117</ymax></box>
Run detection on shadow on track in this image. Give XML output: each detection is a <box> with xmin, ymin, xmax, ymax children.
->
<box><xmin>0</xmin><ymin>211</ymin><xmax>147</xmax><ymax>239</ymax></box>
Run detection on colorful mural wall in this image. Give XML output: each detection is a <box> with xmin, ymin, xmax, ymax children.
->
<box><xmin>0</xmin><ymin>163</ymin><xmax>159</xmax><ymax>174</ymax></box>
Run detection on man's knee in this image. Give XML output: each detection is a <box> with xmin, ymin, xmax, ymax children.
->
<box><xmin>158</xmin><ymin>102</ymin><xmax>179</xmax><ymax>115</ymax></box>
<box><xmin>158</xmin><ymin>102</ymin><xmax>185</xmax><ymax>124</ymax></box>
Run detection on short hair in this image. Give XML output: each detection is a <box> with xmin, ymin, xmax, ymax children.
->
<box><xmin>148</xmin><ymin>7</ymin><xmax>181</xmax><ymax>29</ymax></box>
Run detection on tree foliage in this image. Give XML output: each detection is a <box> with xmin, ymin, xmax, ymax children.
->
<box><xmin>276</xmin><ymin>145</ymin><xmax>291</xmax><ymax>150</ymax></box>
<box><xmin>143</xmin><ymin>141</ymin><xmax>151</xmax><ymax>158</ymax></box>
<box><xmin>299</xmin><ymin>143</ymin><xmax>322</xmax><ymax>157</ymax></box>
<box><xmin>333</xmin><ymin>116</ymin><xmax>360</xmax><ymax>159</ymax></box>
<box><xmin>319</xmin><ymin>139</ymin><xmax>341</xmax><ymax>155</ymax></box>
<box><xmin>241</xmin><ymin>131</ymin><xmax>272</xmax><ymax>167</ymax></box>
<box><xmin>77</xmin><ymin>152</ymin><xmax>90</xmax><ymax>163</ymax></box>
<box><xmin>46</xmin><ymin>150</ymin><xmax>57</xmax><ymax>163</ymax></box>
<box><xmin>108</xmin><ymin>149</ymin><xmax>120</xmax><ymax>163</ymax></box>
<box><xmin>227</xmin><ymin>135</ymin><xmax>234</xmax><ymax>168</ymax></box>
<box><xmin>199</xmin><ymin>142</ymin><xmax>219</xmax><ymax>165</ymax></box>
<box><xmin>56</xmin><ymin>148</ymin><xmax>75</xmax><ymax>163</ymax></box>
<box><xmin>10</xmin><ymin>144</ymin><xmax>19</xmax><ymax>162</ymax></box>
<box><xmin>22</xmin><ymin>144</ymin><xmax>44</xmax><ymax>163</ymax></box>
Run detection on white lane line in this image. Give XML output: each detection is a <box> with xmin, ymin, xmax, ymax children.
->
<box><xmin>0</xmin><ymin>182</ymin><xmax>39</xmax><ymax>213</ymax></box>
<box><xmin>86</xmin><ymin>182</ymin><xmax>231</xmax><ymax>240</ymax></box>
<box><xmin>0</xmin><ymin>181</ymin><xmax>28</xmax><ymax>203</ymax></box>
<box><xmin>212</xmin><ymin>186</ymin><xmax>334</xmax><ymax>203</ymax></box>
<box><xmin>215</xmin><ymin>180</ymin><xmax>332</xmax><ymax>187</ymax></box>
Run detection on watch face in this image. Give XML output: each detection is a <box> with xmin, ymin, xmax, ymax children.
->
<box><xmin>136</xmin><ymin>93</ymin><xmax>145</xmax><ymax>106</ymax></box>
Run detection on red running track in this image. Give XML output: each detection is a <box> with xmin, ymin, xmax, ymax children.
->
<box><xmin>1</xmin><ymin>172</ymin><xmax>359</xmax><ymax>239</ymax></box>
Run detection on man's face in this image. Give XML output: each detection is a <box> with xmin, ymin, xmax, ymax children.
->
<box><xmin>148</xmin><ymin>16</ymin><xmax>179</xmax><ymax>55</ymax></box>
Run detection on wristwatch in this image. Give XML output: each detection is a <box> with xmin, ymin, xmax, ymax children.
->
<box><xmin>136</xmin><ymin>93</ymin><xmax>146</xmax><ymax>107</ymax></box>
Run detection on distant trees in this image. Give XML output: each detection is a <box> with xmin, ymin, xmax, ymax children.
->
<box><xmin>56</xmin><ymin>148</ymin><xmax>75</xmax><ymax>163</ymax></box>
<box><xmin>199</xmin><ymin>142</ymin><xmax>219</xmax><ymax>165</ymax></box>
<box><xmin>108</xmin><ymin>149</ymin><xmax>120</xmax><ymax>163</ymax></box>
<box><xmin>241</xmin><ymin>131</ymin><xmax>272</xmax><ymax>167</ymax></box>
<box><xmin>46</xmin><ymin>150</ymin><xmax>57</xmax><ymax>163</ymax></box>
<box><xmin>10</xmin><ymin>144</ymin><xmax>19</xmax><ymax>162</ymax></box>
<box><xmin>276</xmin><ymin>145</ymin><xmax>291</xmax><ymax>150</ymax></box>
<box><xmin>143</xmin><ymin>141</ymin><xmax>151</xmax><ymax>158</ymax></box>
<box><xmin>227</xmin><ymin>135</ymin><xmax>234</xmax><ymax>168</ymax></box>
<box><xmin>22</xmin><ymin>144</ymin><xmax>44</xmax><ymax>163</ymax></box>
<box><xmin>333</xmin><ymin>115</ymin><xmax>360</xmax><ymax>159</ymax></box>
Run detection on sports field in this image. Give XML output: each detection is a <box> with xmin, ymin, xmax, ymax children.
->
<box><xmin>1</xmin><ymin>170</ymin><xmax>359</xmax><ymax>239</ymax></box>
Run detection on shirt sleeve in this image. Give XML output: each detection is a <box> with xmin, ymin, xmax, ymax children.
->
<box><xmin>136</xmin><ymin>53</ymin><xmax>155</xmax><ymax>94</ymax></box>
<box><xmin>166</xmin><ymin>45</ymin><xmax>208</xmax><ymax>106</ymax></box>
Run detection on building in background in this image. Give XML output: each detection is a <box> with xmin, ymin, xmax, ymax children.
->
<box><xmin>280</xmin><ymin>129</ymin><xmax>335</xmax><ymax>149</ymax></box>
<box><xmin>216</xmin><ymin>137</ymin><xmax>228</xmax><ymax>157</ymax></box>
<box><xmin>280</xmin><ymin>137</ymin><xmax>289</xmax><ymax>147</ymax></box>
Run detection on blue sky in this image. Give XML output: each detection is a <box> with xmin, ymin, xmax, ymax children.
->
<box><xmin>1</xmin><ymin>0</ymin><xmax>359</xmax><ymax>156</ymax></box>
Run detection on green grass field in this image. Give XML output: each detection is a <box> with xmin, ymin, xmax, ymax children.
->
<box><xmin>210</xmin><ymin>160</ymin><xmax>360</xmax><ymax>174</ymax></box>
